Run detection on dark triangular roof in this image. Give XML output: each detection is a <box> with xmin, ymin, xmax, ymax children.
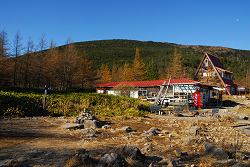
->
<box><xmin>194</xmin><ymin>52</ymin><xmax>236</xmax><ymax>88</ymax></box>
<box><xmin>206</xmin><ymin>53</ymin><xmax>225</xmax><ymax>69</ymax></box>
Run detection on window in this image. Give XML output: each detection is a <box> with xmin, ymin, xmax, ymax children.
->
<box><xmin>205</xmin><ymin>59</ymin><xmax>208</xmax><ymax>66</ymax></box>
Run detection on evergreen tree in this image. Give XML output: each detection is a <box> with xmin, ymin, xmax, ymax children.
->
<box><xmin>145</xmin><ymin>59</ymin><xmax>158</xmax><ymax>81</ymax></box>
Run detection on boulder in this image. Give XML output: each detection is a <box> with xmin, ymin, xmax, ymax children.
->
<box><xmin>174</xmin><ymin>148</ymin><xmax>182</xmax><ymax>156</ymax></box>
<box><xmin>138</xmin><ymin>137</ymin><xmax>151</xmax><ymax>142</ymax></box>
<box><xmin>167</xmin><ymin>160</ymin><xmax>177</xmax><ymax>167</ymax></box>
<box><xmin>80</xmin><ymin>128</ymin><xmax>96</xmax><ymax>136</ymax></box>
<box><xmin>231</xmin><ymin>162</ymin><xmax>244</xmax><ymax>167</ymax></box>
<box><xmin>83</xmin><ymin>120</ymin><xmax>97</xmax><ymax>128</ymax></box>
<box><xmin>98</xmin><ymin>153</ymin><xmax>123</xmax><ymax>167</ymax></box>
<box><xmin>119</xmin><ymin>126</ymin><xmax>134</xmax><ymax>132</ymax></box>
<box><xmin>112</xmin><ymin>145</ymin><xmax>145</xmax><ymax>160</ymax></box>
<box><xmin>141</xmin><ymin>127</ymin><xmax>160</xmax><ymax>137</ymax></box>
<box><xmin>161</xmin><ymin>130</ymin><xmax>170</xmax><ymax>135</ymax></box>
<box><xmin>61</xmin><ymin>123</ymin><xmax>83</xmax><ymax>130</ymax></box>
<box><xmin>185</xmin><ymin>126</ymin><xmax>200</xmax><ymax>135</ymax></box>
<box><xmin>141</xmin><ymin>145</ymin><xmax>153</xmax><ymax>152</ymax></box>
<box><xmin>182</xmin><ymin>137</ymin><xmax>196</xmax><ymax>145</ymax></box>
<box><xmin>204</xmin><ymin>143</ymin><xmax>228</xmax><ymax>159</ymax></box>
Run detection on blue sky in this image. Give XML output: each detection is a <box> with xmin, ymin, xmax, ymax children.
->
<box><xmin>0</xmin><ymin>0</ymin><xmax>249</xmax><ymax>53</ymax></box>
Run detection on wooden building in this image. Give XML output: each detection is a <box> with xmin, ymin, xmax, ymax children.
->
<box><xmin>95</xmin><ymin>79</ymin><xmax>213</xmax><ymax>106</ymax></box>
<box><xmin>193</xmin><ymin>52</ymin><xmax>237</xmax><ymax>95</ymax></box>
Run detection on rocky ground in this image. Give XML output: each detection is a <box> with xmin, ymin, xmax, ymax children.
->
<box><xmin>0</xmin><ymin>97</ymin><xmax>250</xmax><ymax>167</ymax></box>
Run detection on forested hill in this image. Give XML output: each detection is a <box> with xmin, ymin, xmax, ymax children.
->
<box><xmin>1</xmin><ymin>39</ymin><xmax>250</xmax><ymax>90</ymax></box>
<box><xmin>73</xmin><ymin>39</ymin><xmax>250</xmax><ymax>79</ymax></box>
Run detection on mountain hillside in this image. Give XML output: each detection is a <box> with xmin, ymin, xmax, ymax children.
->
<box><xmin>73</xmin><ymin>39</ymin><xmax>250</xmax><ymax>80</ymax></box>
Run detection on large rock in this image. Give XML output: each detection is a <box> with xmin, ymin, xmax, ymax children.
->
<box><xmin>141</xmin><ymin>127</ymin><xmax>160</xmax><ymax>137</ymax></box>
<box><xmin>167</xmin><ymin>160</ymin><xmax>177</xmax><ymax>167</ymax></box>
<box><xmin>204</xmin><ymin>143</ymin><xmax>228</xmax><ymax>159</ymax></box>
<box><xmin>185</xmin><ymin>126</ymin><xmax>200</xmax><ymax>135</ymax></box>
<box><xmin>174</xmin><ymin>148</ymin><xmax>182</xmax><ymax>156</ymax></box>
<box><xmin>61</xmin><ymin>123</ymin><xmax>83</xmax><ymax>130</ymax></box>
<box><xmin>80</xmin><ymin>128</ymin><xmax>96</xmax><ymax>136</ymax></box>
<box><xmin>112</xmin><ymin>145</ymin><xmax>145</xmax><ymax>160</ymax></box>
<box><xmin>98</xmin><ymin>153</ymin><xmax>123</xmax><ymax>167</ymax></box>
<box><xmin>231</xmin><ymin>162</ymin><xmax>244</xmax><ymax>167</ymax></box>
<box><xmin>83</xmin><ymin>119</ymin><xmax>97</xmax><ymax>128</ymax></box>
<box><xmin>182</xmin><ymin>137</ymin><xmax>196</xmax><ymax>145</ymax></box>
<box><xmin>119</xmin><ymin>126</ymin><xmax>134</xmax><ymax>132</ymax></box>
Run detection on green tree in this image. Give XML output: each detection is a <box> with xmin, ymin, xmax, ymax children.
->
<box><xmin>145</xmin><ymin>59</ymin><xmax>158</xmax><ymax>81</ymax></box>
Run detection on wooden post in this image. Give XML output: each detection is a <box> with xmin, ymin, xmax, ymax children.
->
<box><xmin>43</xmin><ymin>85</ymin><xmax>48</xmax><ymax>116</ymax></box>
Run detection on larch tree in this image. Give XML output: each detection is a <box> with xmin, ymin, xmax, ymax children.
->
<box><xmin>0</xmin><ymin>28</ymin><xmax>10</xmax><ymax>86</ymax></box>
<box><xmin>130</xmin><ymin>47</ymin><xmax>146</xmax><ymax>81</ymax></box>
<box><xmin>36</xmin><ymin>33</ymin><xmax>47</xmax><ymax>89</ymax></box>
<box><xmin>61</xmin><ymin>37</ymin><xmax>78</xmax><ymax>90</ymax></box>
<box><xmin>44</xmin><ymin>40</ymin><xmax>58</xmax><ymax>87</ymax></box>
<box><xmin>13</xmin><ymin>30</ymin><xmax>23</xmax><ymax>87</ymax></box>
<box><xmin>111</xmin><ymin>63</ymin><xmax>118</xmax><ymax>82</ymax></box>
<box><xmin>75</xmin><ymin>50</ymin><xmax>95</xmax><ymax>87</ymax></box>
<box><xmin>0</xmin><ymin>28</ymin><xmax>9</xmax><ymax>59</ymax></box>
<box><xmin>98</xmin><ymin>64</ymin><xmax>112</xmax><ymax>84</ymax></box>
<box><xmin>24</xmin><ymin>37</ymin><xmax>35</xmax><ymax>88</ymax></box>
<box><xmin>168</xmin><ymin>48</ymin><xmax>183</xmax><ymax>79</ymax></box>
<box><xmin>120</xmin><ymin>62</ymin><xmax>132</xmax><ymax>81</ymax></box>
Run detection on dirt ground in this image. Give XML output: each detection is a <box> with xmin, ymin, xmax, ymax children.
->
<box><xmin>1</xmin><ymin>99</ymin><xmax>250</xmax><ymax>167</ymax></box>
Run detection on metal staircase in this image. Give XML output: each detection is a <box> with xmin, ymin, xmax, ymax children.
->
<box><xmin>153</xmin><ymin>76</ymin><xmax>171</xmax><ymax>106</ymax></box>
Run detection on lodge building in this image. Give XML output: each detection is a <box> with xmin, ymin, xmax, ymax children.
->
<box><xmin>95</xmin><ymin>53</ymin><xmax>245</xmax><ymax>107</ymax></box>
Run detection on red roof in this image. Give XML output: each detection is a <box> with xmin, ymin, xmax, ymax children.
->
<box><xmin>95</xmin><ymin>79</ymin><xmax>200</xmax><ymax>87</ymax></box>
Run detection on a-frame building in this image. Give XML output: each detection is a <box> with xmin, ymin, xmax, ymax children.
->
<box><xmin>194</xmin><ymin>52</ymin><xmax>236</xmax><ymax>95</ymax></box>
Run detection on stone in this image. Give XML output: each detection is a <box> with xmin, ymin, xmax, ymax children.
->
<box><xmin>185</xmin><ymin>126</ymin><xmax>200</xmax><ymax>135</ymax></box>
<box><xmin>0</xmin><ymin>159</ymin><xmax>14</xmax><ymax>166</ymax></box>
<box><xmin>141</xmin><ymin>145</ymin><xmax>153</xmax><ymax>152</ymax></box>
<box><xmin>216</xmin><ymin>159</ymin><xmax>235</xmax><ymax>165</ymax></box>
<box><xmin>204</xmin><ymin>143</ymin><xmax>228</xmax><ymax>159</ymax></box>
<box><xmin>149</xmin><ymin>162</ymin><xmax>154</xmax><ymax>167</ymax></box>
<box><xmin>119</xmin><ymin>126</ymin><xmax>133</xmax><ymax>132</ymax></box>
<box><xmin>102</xmin><ymin>125</ymin><xmax>111</xmax><ymax>129</ymax></box>
<box><xmin>141</xmin><ymin>127</ymin><xmax>160</xmax><ymax>137</ymax></box>
<box><xmin>80</xmin><ymin>128</ymin><xmax>96</xmax><ymax>136</ymax></box>
<box><xmin>231</xmin><ymin>162</ymin><xmax>244</xmax><ymax>167</ymax></box>
<box><xmin>75</xmin><ymin>148</ymin><xmax>86</xmax><ymax>154</ymax></box>
<box><xmin>98</xmin><ymin>153</ymin><xmax>122</xmax><ymax>167</ymax></box>
<box><xmin>112</xmin><ymin>145</ymin><xmax>145</xmax><ymax>160</ymax></box>
<box><xmin>174</xmin><ymin>148</ymin><xmax>182</xmax><ymax>156</ymax></box>
<box><xmin>167</xmin><ymin>160</ymin><xmax>177</xmax><ymax>167</ymax></box>
<box><xmin>161</xmin><ymin>130</ymin><xmax>170</xmax><ymax>135</ymax></box>
<box><xmin>83</xmin><ymin>120</ymin><xmax>97</xmax><ymax>128</ymax></box>
<box><xmin>61</xmin><ymin>123</ymin><xmax>83</xmax><ymax>130</ymax></box>
<box><xmin>182</xmin><ymin>137</ymin><xmax>196</xmax><ymax>145</ymax></box>
<box><xmin>139</xmin><ymin>137</ymin><xmax>151</xmax><ymax>142</ymax></box>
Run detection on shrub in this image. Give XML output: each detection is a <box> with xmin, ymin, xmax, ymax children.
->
<box><xmin>0</xmin><ymin>91</ymin><xmax>151</xmax><ymax>118</ymax></box>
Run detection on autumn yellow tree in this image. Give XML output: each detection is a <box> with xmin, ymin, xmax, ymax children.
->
<box><xmin>43</xmin><ymin>40</ymin><xmax>59</xmax><ymax>87</ymax></box>
<box><xmin>98</xmin><ymin>64</ymin><xmax>112</xmax><ymax>84</ymax></box>
<box><xmin>75</xmin><ymin>50</ymin><xmax>95</xmax><ymax>87</ymax></box>
<box><xmin>120</xmin><ymin>62</ymin><xmax>132</xmax><ymax>81</ymax></box>
<box><xmin>111</xmin><ymin>63</ymin><xmax>118</xmax><ymax>82</ymax></box>
<box><xmin>168</xmin><ymin>48</ymin><xmax>183</xmax><ymax>79</ymax></box>
<box><xmin>130</xmin><ymin>47</ymin><xmax>146</xmax><ymax>81</ymax></box>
